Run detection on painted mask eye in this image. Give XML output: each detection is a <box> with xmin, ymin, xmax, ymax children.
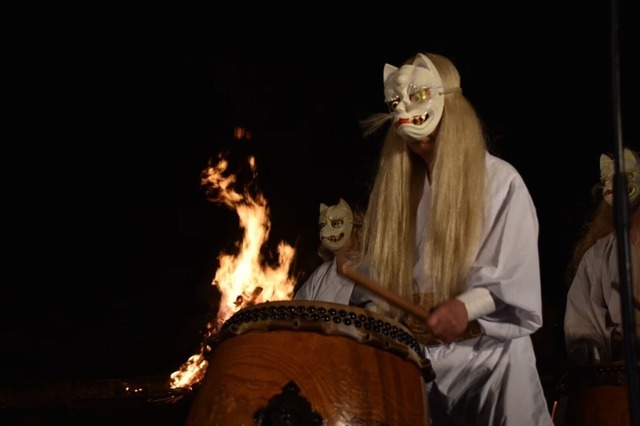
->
<box><xmin>410</xmin><ymin>88</ymin><xmax>431</xmax><ymax>103</ymax></box>
<box><xmin>330</xmin><ymin>219</ymin><xmax>344</xmax><ymax>229</ymax></box>
<box><xmin>386</xmin><ymin>98</ymin><xmax>400</xmax><ymax>113</ymax></box>
<box><xmin>318</xmin><ymin>222</ymin><xmax>326</xmax><ymax>230</ymax></box>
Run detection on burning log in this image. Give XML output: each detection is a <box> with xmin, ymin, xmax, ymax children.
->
<box><xmin>234</xmin><ymin>286</ymin><xmax>264</xmax><ymax>309</ymax></box>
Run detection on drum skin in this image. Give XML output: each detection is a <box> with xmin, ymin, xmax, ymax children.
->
<box><xmin>185</xmin><ymin>301</ymin><xmax>433</xmax><ymax>426</ymax></box>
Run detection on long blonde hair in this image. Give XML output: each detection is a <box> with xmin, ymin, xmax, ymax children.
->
<box><xmin>565</xmin><ymin>184</ymin><xmax>613</xmax><ymax>286</ymax></box>
<box><xmin>360</xmin><ymin>52</ymin><xmax>487</xmax><ymax>317</ymax></box>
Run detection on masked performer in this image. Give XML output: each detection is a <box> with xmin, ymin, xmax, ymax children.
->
<box><xmin>356</xmin><ymin>52</ymin><xmax>552</xmax><ymax>425</ymax></box>
<box><xmin>564</xmin><ymin>147</ymin><xmax>640</xmax><ymax>364</ymax></box>
<box><xmin>294</xmin><ymin>198</ymin><xmax>363</xmax><ymax>303</ymax></box>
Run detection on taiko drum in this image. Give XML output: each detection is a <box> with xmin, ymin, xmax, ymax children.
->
<box><xmin>553</xmin><ymin>361</ymin><xmax>635</xmax><ymax>426</ymax></box>
<box><xmin>185</xmin><ymin>300</ymin><xmax>434</xmax><ymax>425</ymax></box>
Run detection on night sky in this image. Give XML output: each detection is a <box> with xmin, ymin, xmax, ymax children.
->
<box><xmin>5</xmin><ymin>2</ymin><xmax>637</xmax><ymax>408</ymax></box>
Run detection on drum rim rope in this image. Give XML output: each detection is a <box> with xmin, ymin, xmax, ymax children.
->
<box><xmin>556</xmin><ymin>360</ymin><xmax>637</xmax><ymax>394</ymax></box>
<box><xmin>210</xmin><ymin>300</ymin><xmax>435</xmax><ymax>381</ymax></box>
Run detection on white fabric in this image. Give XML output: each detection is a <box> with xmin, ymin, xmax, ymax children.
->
<box><xmin>293</xmin><ymin>258</ymin><xmax>354</xmax><ymax>304</ymax></box>
<box><xmin>427</xmin><ymin>336</ymin><xmax>550</xmax><ymax>425</ymax></box>
<box><xmin>419</xmin><ymin>153</ymin><xmax>551</xmax><ymax>425</ymax></box>
<box><xmin>456</xmin><ymin>287</ymin><xmax>496</xmax><ymax>321</ymax></box>
<box><xmin>416</xmin><ymin>154</ymin><xmax>544</xmax><ymax>338</ymax></box>
<box><xmin>564</xmin><ymin>232</ymin><xmax>636</xmax><ymax>361</ymax></box>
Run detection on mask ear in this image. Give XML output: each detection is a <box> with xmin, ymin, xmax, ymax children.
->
<box><xmin>337</xmin><ymin>198</ymin><xmax>354</xmax><ymax>222</ymax></box>
<box><xmin>600</xmin><ymin>154</ymin><xmax>613</xmax><ymax>173</ymax></box>
<box><xmin>319</xmin><ymin>203</ymin><xmax>328</xmax><ymax>215</ymax></box>
<box><xmin>623</xmin><ymin>148</ymin><xmax>639</xmax><ymax>168</ymax></box>
<box><xmin>413</xmin><ymin>53</ymin><xmax>434</xmax><ymax>71</ymax></box>
<box><xmin>383</xmin><ymin>63</ymin><xmax>398</xmax><ymax>82</ymax></box>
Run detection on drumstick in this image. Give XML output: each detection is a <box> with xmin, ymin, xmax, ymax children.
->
<box><xmin>338</xmin><ymin>264</ymin><xmax>430</xmax><ymax>321</ymax></box>
<box><xmin>611</xmin><ymin>281</ymin><xmax>640</xmax><ymax>311</ymax></box>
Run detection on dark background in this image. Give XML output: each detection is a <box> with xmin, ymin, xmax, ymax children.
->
<box><xmin>4</xmin><ymin>3</ymin><xmax>638</xmax><ymax>424</ymax></box>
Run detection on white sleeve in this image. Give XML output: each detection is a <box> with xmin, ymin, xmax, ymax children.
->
<box><xmin>456</xmin><ymin>287</ymin><xmax>496</xmax><ymax>321</ymax></box>
<box><xmin>469</xmin><ymin>162</ymin><xmax>543</xmax><ymax>340</ymax></box>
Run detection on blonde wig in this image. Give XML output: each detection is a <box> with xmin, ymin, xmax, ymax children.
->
<box><xmin>360</xmin><ymin>52</ymin><xmax>487</xmax><ymax>317</ymax></box>
<box><xmin>565</xmin><ymin>187</ymin><xmax>612</xmax><ymax>286</ymax></box>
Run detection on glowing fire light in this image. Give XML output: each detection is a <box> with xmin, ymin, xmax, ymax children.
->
<box><xmin>169</xmin><ymin>152</ymin><xmax>297</xmax><ymax>389</ymax></box>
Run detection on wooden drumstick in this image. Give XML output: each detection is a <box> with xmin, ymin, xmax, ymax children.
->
<box><xmin>338</xmin><ymin>264</ymin><xmax>430</xmax><ymax>321</ymax></box>
<box><xmin>611</xmin><ymin>281</ymin><xmax>640</xmax><ymax>311</ymax></box>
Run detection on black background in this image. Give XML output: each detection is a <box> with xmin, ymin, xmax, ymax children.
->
<box><xmin>3</xmin><ymin>3</ymin><xmax>638</xmax><ymax>423</ymax></box>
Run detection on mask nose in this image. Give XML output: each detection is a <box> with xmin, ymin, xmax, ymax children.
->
<box><xmin>394</xmin><ymin>99</ymin><xmax>408</xmax><ymax>114</ymax></box>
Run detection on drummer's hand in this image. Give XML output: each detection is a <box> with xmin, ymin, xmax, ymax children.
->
<box><xmin>426</xmin><ymin>299</ymin><xmax>469</xmax><ymax>343</ymax></box>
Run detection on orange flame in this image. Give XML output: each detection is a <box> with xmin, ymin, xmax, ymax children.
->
<box><xmin>169</xmin><ymin>152</ymin><xmax>296</xmax><ymax>389</ymax></box>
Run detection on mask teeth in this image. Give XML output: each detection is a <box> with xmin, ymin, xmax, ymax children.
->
<box><xmin>412</xmin><ymin>113</ymin><xmax>428</xmax><ymax>125</ymax></box>
<box><xmin>327</xmin><ymin>233</ymin><xmax>344</xmax><ymax>242</ymax></box>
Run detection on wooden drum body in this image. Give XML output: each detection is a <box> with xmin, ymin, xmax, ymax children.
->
<box><xmin>186</xmin><ymin>301</ymin><xmax>434</xmax><ymax>426</ymax></box>
<box><xmin>554</xmin><ymin>361</ymin><xmax>635</xmax><ymax>426</ymax></box>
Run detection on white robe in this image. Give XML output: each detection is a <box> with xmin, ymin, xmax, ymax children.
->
<box><xmin>293</xmin><ymin>153</ymin><xmax>551</xmax><ymax>425</ymax></box>
<box><xmin>564</xmin><ymin>232</ymin><xmax>638</xmax><ymax>361</ymax></box>
<box><xmin>419</xmin><ymin>153</ymin><xmax>552</xmax><ymax>425</ymax></box>
<box><xmin>293</xmin><ymin>258</ymin><xmax>354</xmax><ymax>304</ymax></box>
